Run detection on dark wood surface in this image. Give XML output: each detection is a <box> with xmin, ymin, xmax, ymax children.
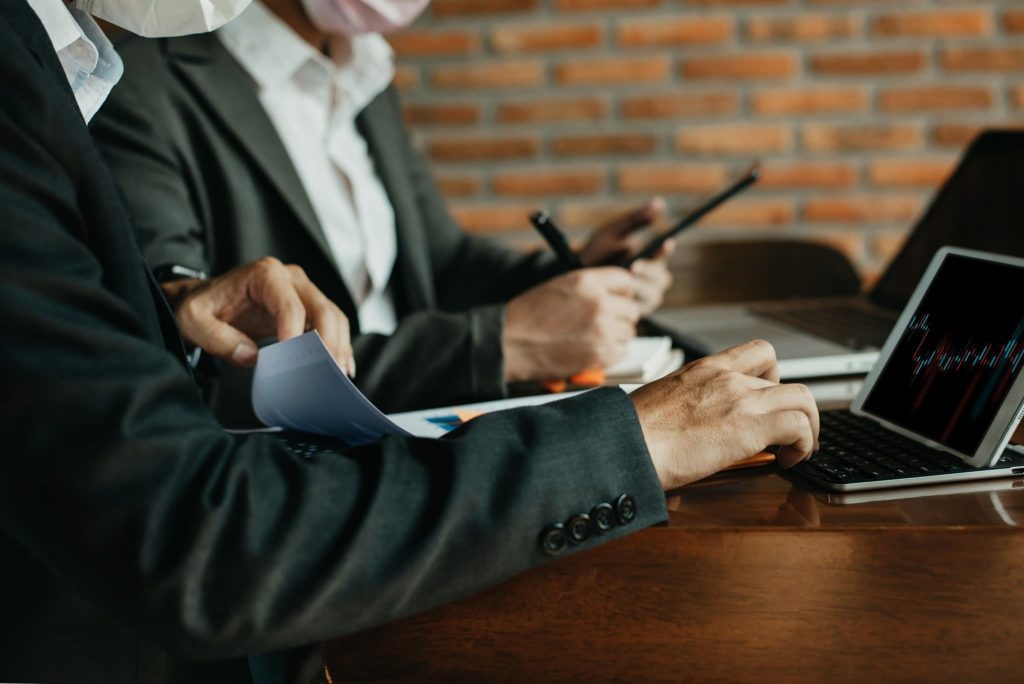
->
<box><xmin>324</xmin><ymin>468</ymin><xmax>1024</xmax><ymax>683</ymax></box>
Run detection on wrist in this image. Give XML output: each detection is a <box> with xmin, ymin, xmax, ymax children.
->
<box><xmin>160</xmin><ymin>277</ymin><xmax>205</xmax><ymax>313</ymax></box>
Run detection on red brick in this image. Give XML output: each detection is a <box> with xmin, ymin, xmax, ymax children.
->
<box><xmin>811</xmin><ymin>50</ymin><xmax>925</xmax><ymax>76</ymax></box>
<box><xmin>868</xmin><ymin>158</ymin><xmax>958</xmax><ymax>188</ymax></box>
<box><xmin>388</xmin><ymin>30</ymin><xmax>479</xmax><ymax>57</ymax></box>
<box><xmin>555</xmin><ymin>0</ymin><xmax>664</xmax><ymax>10</ymax></box>
<box><xmin>431</xmin><ymin>61</ymin><xmax>544</xmax><ymax>89</ymax></box>
<box><xmin>942</xmin><ymin>47</ymin><xmax>1024</xmax><ymax>72</ymax></box>
<box><xmin>751</xmin><ymin>87</ymin><xmax>868</xmax><ymax>115</ymax></box>
<box><xmin>556</xmin><ymin>56</ymin><xmax>670</xmax><ymax>85</ymax></box>
<box><xmin>426</xmin><ymin>136</ymin><xmax>540</xmax><ymax>162</ymax></box>
<box><xmin>450</xmin><ymin>204</ymin><xmax>540</xmax><ymax>234</ymax></box>
<box><xmin>1005</xmin><ymin>11</ymin><xmax>1024</xmax><ymax>34</ymax></box>
<box><xmin>872</xmin><ymin>10</ymin><xmax>991</xmax><ymax>38</ymax></box>
<box><xmin>393</xmin><ymin>66</ymin><xmax>419</xmax><ymax>91</ymax></box>
<box><xmin>682</xmin><ymin>52</ymin><xmax>797</xmax><ymax>80</ymax></box>
<box><xmin>746</xmin><ymin>14</ymin><xmax>859</xmax><ymax>42</ymax></box>
<box><xmin>435</xmin><ymin>175</ymin><xmax>483</xmax><ymax>198</ymax></box>
<box><xmin>493</xmin><ymin>169</ymin><xmax>605</xmax><ymax>196</ymax></box>
<box><xmin>804</xmin><ymin>195</ymin><xmax>924</xmax><ymax>223</ymax></box>
<box><xmin>1013</xmin><ymin>85</ymin><xmax>1024</xmax><ymax>110</ymax></box>
<box><xmin>874</xmin><ymin>232</ymin><xmax>909</xmax><ymax>262</ymax></box>
<box><xmin>618</xmin><ymin>17</ymin><xmax>733</xmax><ymax>47</ymax></box>
<box><xmin>618</xmin><ymin>164</ymin><xmax>728</xmax><ymax>194</ymax></box>
<box><xmin>675</xmin><ymin>123</ymin><xmax>792</xmax><ymax>154</ymax></box>
<box><xmin>700</xmin><ymin>199</ymin><xmax>796</xmax><ymax>227</ymax></box>
<box><xmin>403</xmin><ymin>103</ymin><xmax>481</xmax><ymax>126</ymax></box>
<box><xmin>930</xmin><ymin>124</ymin><xmax>985</xmax><ymax>148</ymax></box>
<box><xmin>432</xmin><ymin>0</ymin><xmax>537</xmax><ymax>17</ymax></box>
<box><xmin>802</xmin><ymin>124</ymin><xmax>921</xmax><ymax>152</ymax></box>
<box><xmin>759</xmin><ymin>162</ymin><xmax>859</xmax><ymax>189</ymax></box>
<box><xmin>879</xmin><ymin>85</ymin><xmax>993</xmax><ymax>112</ymax></box>
<box><xmin>497</xmin><ymin>97</ymin><xmax>608</xmax><ymax>123</ymax></box>
<box><xmin>551</xmin><ymin>133</ymin><xmax>658</xmax><ymax>156</ymax></box>
<box><xmin>621</xmin><ymin>92</ymin><xmax>739</xmax><ymax>119</ymax></box>
<box><xmin>556</xmin><ymin>201</ymin><xmax>668</xmax><ymax>232</ymax></box>
<box><xmin>681</xmin><ymin>0</ymin><xmax>788</xmax><ymax>5</ymax></box>
<box><xmin>491</xmin><ymin>23</ymin><xmax>603</xmax><ymax>53</ymax></box>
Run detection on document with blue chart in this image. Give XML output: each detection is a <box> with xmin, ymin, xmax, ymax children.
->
<box><xmin>862</xmin><ymin>254</ymin><xmax>1024</xmax><ymax>455</ymax></box>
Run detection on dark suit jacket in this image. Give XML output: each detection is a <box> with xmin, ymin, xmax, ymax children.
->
<box><xmin>0</xmin><ymin>3</ymin><xmax>665</xmax><ymax>683</ymax></box>
<box><xmin>91</xmin><ymin>33</ymin><xmax>561</xmax><ymax>416</ymax></box>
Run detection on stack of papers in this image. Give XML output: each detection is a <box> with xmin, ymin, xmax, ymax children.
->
<box><xmin>249</xmin><ymin>332</ymin><xmax>683</xmax><ymax>445</ymax></box>
<box><xmin>604</xmin><ymin>336</ymin><xmax>683</xmax><ymax>384</ymax></box>
<box><xmin>251</xmin><ymin>331</ymin><xmax>409</xmax><ymax>445</ymax></box>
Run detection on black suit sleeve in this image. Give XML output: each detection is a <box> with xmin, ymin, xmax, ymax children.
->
<box><xmin>0</xmin><ymin>51</ymin><xmax>666</xmax><ymax>661</ymax></box>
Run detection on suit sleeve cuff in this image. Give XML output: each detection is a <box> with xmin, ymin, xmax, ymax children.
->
<box><xmin>468</xmin><ymin>304</ymin><xmax>509</xmax><ymax>401</ymax></box>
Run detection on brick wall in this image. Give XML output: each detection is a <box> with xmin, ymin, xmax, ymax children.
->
<box><xmin>389</xmin><ymin>0</ymin><xmax>1024</xmax><ymax>281</ymax></box>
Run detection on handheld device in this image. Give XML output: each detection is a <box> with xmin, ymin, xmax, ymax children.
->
<box><xmin>623</xmin><ymin>161</ymin><xmax>761</xmax><ymax>267</ymax></box>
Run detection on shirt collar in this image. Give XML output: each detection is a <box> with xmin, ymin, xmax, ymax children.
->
<box><xmin>25</xmin><ymin>0</ymin><xmax>82</xmax><ymax>54</ymax></box>
<box><xmin>218</xmin><ymin>1</ymin><xmax>394</xmax><ymax>115</ymax></box>
<box><xmin>24</xmin><ymin>0</ymin><xmax>123</xmax><ymax>122</ymax></box>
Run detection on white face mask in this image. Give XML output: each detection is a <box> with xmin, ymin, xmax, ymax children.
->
<box><xmin>74</xmin><ymin>0</ymin><xmax>253</xmax><ymax>38</ymax></box>
<box><xmin>300</xmin><ymin>0</ymin><xmax>429</xmax><ymax>36</ymax></box>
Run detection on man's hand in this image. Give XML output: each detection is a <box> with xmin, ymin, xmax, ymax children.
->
<box><xmin>503</xmin><ymin>268</ymin><xmax>640</xmax><ymax>382</ymax></box>
<box><xmin>630</xmin><ymin>340</ymin><xmax>819</xmax><ymax>491</ymax></box>
<box><xmin>577</xmin><ymin>197</ymin><xmax>675</xmax><ymax>315</ymax></box>
<box><xmin>161</xmin><ymin>257</ymin><xmax>355</xmax><ymax>374</ymax></box>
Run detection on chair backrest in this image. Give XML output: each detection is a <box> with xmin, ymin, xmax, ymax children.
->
<box><xmin>663</xmin><ymin>239</ymin><xmax>862</xmax><ymax>308</ymax></box>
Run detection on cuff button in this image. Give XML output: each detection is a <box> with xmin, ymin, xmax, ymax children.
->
<box><xmin>590</xmin><ymin>503</ymin><xmax>615</xmax><ymax>533</ymax></box>
<box><xmin>567</xmin><ymin>514</ymin><xmax>592</xmax><ymax>544</ymax></box>
<box><xmin>540</xmin><ymin>523</ymin><xmax>568</xmax><ymax>556</ymax></box>
<box><xmin>615</xmin><ymin>494</ymin><xmax>637</xmax><ymax>525</ymax></box>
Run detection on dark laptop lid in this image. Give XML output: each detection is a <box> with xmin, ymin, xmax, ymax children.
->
<box><xmin>869</xmin><ymin>130</ymin><xmax>1024</xmax><ymax>311</ymax></box>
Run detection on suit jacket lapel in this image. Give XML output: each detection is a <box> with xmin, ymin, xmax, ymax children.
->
<box><xmin>356</xmin><ymin>94</ymin><xmax>433</xmax><ymax>312</ymax></box>
<box><xmin>165</xmin><ymin>34</ymin><xmax>336</xmax><ymax>267</ymax></box>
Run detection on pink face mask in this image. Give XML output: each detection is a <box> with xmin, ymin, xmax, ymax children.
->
<box><xmin>301</xmin><ymin>0</ymin><xmax>430</xmax><ymax>35</ymax></box>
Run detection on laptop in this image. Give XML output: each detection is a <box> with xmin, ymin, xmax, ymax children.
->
<box><xmin>649</xmin><ymin>129</ymin><xmax>1024</xmax><ymax>379</ymax></box>
<box><xmin>790</xmin><ymin>247</ymin><xmax>1024</xmax><ymax>493</ymax></box>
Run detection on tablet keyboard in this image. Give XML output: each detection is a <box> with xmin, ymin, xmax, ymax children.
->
<box><xmin>792</xmin><ymin>410</ymin><xmax>1024</xmax><ymax>487</ymax></box>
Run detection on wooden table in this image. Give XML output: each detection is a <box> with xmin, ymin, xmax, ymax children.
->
<box><xmin>324</xmin><ymin>467</ymin><xmax>1024</xmax><ymax>683</ymax></box>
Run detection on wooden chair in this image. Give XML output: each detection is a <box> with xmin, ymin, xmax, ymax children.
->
<box><xmin>663</xmin><ymin>239</ymin><xmax>863</xmax><ymax>308</ymax></box>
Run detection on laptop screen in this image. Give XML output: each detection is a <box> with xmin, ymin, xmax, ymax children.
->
<box><xmin>870</xmin><ymin>131</ymin><xmax>1024</xmax><ymax>310</ymax></box>
<box><xmin>862</xmin><ymin>253</ymin><xmax>1024</xmax><ymax>455</ymax></box>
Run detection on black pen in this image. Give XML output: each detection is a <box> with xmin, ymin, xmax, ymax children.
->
<box><xmin>529</xmin><ymin>210</ymin><xmax>584</xmax><ymax>271</ymax></box>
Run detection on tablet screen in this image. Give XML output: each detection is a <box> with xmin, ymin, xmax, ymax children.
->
<box><xmin>861</xmin><ymin>253</ymin><xmax>1024</xmax><ymax>455</ymax></box>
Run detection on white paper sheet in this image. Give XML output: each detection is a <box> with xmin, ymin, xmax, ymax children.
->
<box><xmin>605</xmin><ymin>336</ymin><xmax>673</xmax><ymax>379</ymax></box>
<box><xmin>251</xmin><ymin>331</ymin><xmax>410</xmax><ymax>445</ymax></box>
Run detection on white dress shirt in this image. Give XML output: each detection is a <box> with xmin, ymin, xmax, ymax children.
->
<box><xmin>25</xmin><ymin>0</ymin><xmax>123</xmax><ymax>123</ymax></box>
<box><xmin>219</xmin><ymin>2</ymin><xmax>399</xmax><ymax>335</ymax></box>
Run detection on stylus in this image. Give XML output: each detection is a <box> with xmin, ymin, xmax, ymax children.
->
<box><xmin>529</xmin><ymin>210</ymin><xmax>584</xmax><ymax>271</ymax></box>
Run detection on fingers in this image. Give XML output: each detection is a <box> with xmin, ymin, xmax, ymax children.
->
<box><xmin>711</xmin><ymin>339</ymin><xmax>781</xmax><ymax>383</ymax></box>
<box><xmin>630</xmin><ymin>257</ymin><xmax>672</xmax><ymax>314</ymax></box>
<box><xmin>287</xmin><ymin>265</ymin><xmax>356</xmax><ymax>377</ymax></box>
<box><xmin>247</xmin><ymin>258</ymin><xmax>307</xmax><ymax>343</ymax></box>
<box><xmin>602</xmin><ymin>197</ymin><xmax>667</xmax><ymax>238</ymax></box>
<box><xmin>179</xmin><ymin>298</ymin><xmax>259</xmax><ymax>367</ymax></box>
<box><xmin>756</xmin><ymin>383</ymin><xmax>820</xmax><ymax>450</ymax></box>
<box><xmin>581</xmin><ymin>266</ymin><xmax>637</xmax><ymax>298</ymax></box>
